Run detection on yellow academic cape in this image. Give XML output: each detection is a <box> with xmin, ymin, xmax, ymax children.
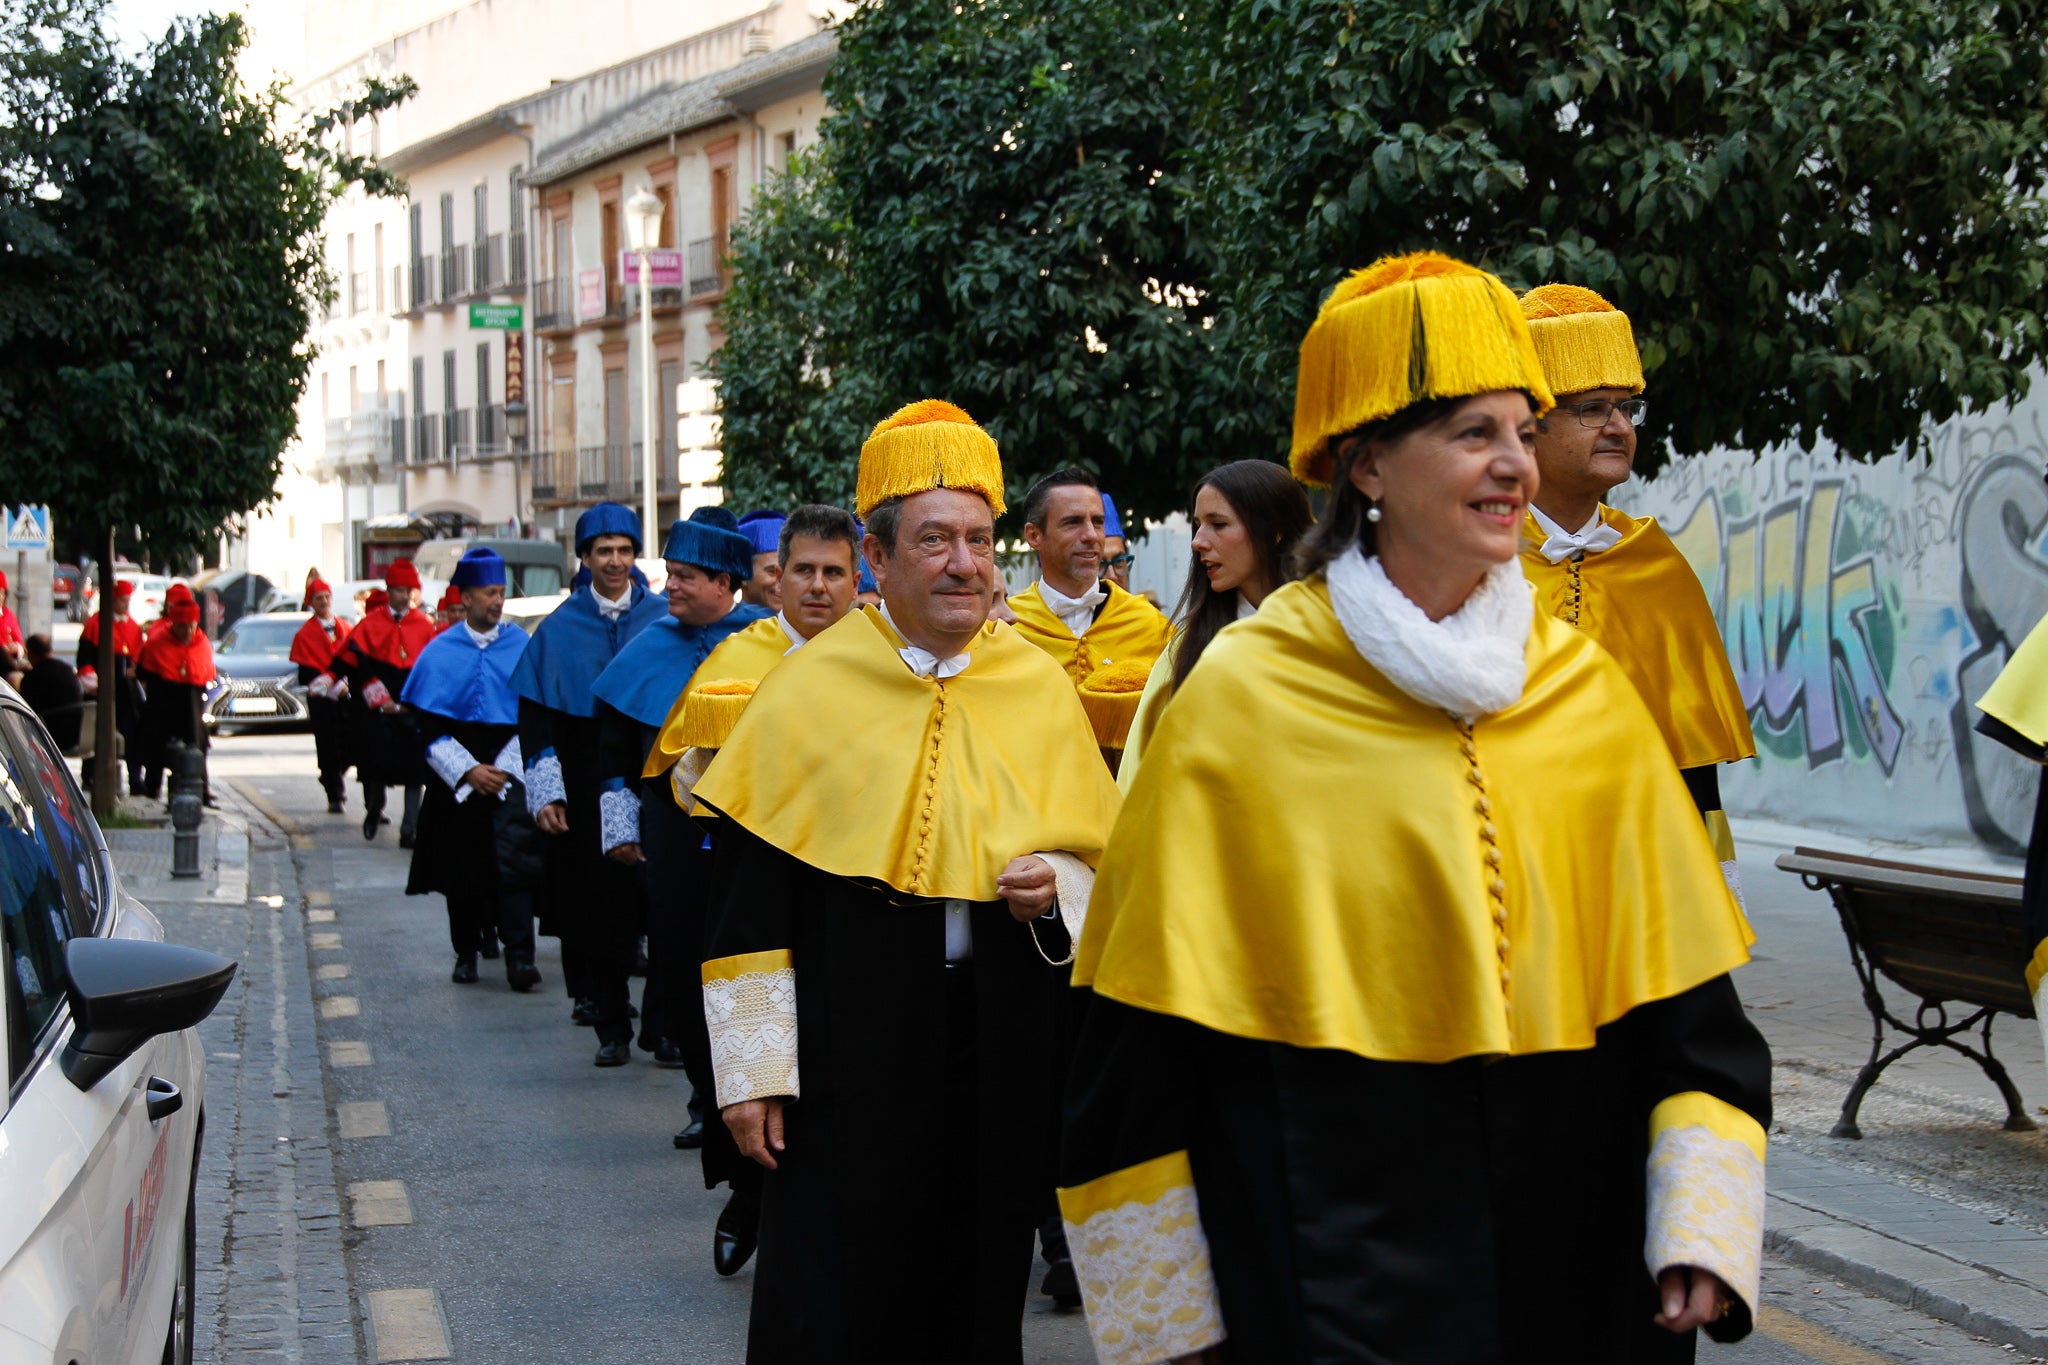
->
<box><xmin>1077</xmin><ymin>577</ymin><xmax>1755</xmax><ymax>1064</ymax></box>
<box><xmin>1008</xmin><ymin>580</ymin><xmax>1173</xmax><ymax>685</ymax></box>
<box><xmin>694</xmin><ymin>605</ymin><xmax>1121</xmax><ymax>900</ymax></box>
<box><xmin>1979</xmin><ymin>612</ymin><xmax>2048</xmax><ymax>756</ymax></box>
<box><xmin>642</xmin><ymin>615</ymin><xmax>794</xmax><ymax>777</ymax></box>
<box><xmin>1520</xmin><ymin>507</ymin><xmax>1755</xmax><ymax>771</ymax></box>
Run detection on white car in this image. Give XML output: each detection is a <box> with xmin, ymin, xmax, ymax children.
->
<box><xmin>124</xmin><ymin>575</ymin><xmax>179</xmax><ymax>626</ymax></box>
<box><xmin>0</xmin><ymin>683</ymin><xmax>236</xmax><ymax>1364</ymax></box>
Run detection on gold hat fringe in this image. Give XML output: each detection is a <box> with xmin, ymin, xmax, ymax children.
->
<box><xmin>678</xmin><ymin>678</ymin><xmax>759</xmax><ymax>750</ymax></box>
<box><xmin>1078</xmin><ymin>659</ymin><xmax>1154</xmax><ymax>749</ymax></box>
<box><xmin>855</xmin><ymin>399</ymin><xmax>1007</xmax><ymax>519</ymax></box>
<box><xmin>1519</xmin><ymin>283</ymin><xmax>1645</xmax><ymax>397</ymax></box>
<box><xmin>1289</xmin><ymin>252</ymin><xmax>1554</xmax><ymax>487</ymax></box>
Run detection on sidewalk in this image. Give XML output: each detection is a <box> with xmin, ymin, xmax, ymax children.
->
<box><xmin>1733</xmin><ymin>814</ymin><xmax>2048</xmax><ymax>1357</ymax></box>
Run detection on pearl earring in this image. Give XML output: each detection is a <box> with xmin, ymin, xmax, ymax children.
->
<box><xmin>1366</xmin><ymin>500</ymin><xmax>1382</xmax><ymax>524</ymax></box>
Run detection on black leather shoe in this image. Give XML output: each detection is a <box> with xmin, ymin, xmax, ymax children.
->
<box><xmin>397</xmin><ymin>825</ymin><xmax>416</xmax><ymax>850</ymax></box>
<box><xmin>570</xmin><ymin>999</ymin><xmax>599</xmax><ymax>1026</ymax></box>
<box><xmin>362</xmin><ymin>812</ymin><xmax>381</xmax><ymax>840</ymax></box>
<box><xmin>1041</xmin><ymin>1258</ymin><xmax>1081</xmax><ymax>1310</ymax></box>
<box><xmin>327</xmin><ymin>796</ymin><xmax>345</xmax><ymax>814</ymax></box>
<box><xmin>713</xmin><ymin>1187</ymin><xmax>761</xmax><ymax>1276</ymax></box>
<box><xmin>673</xmin><ymin>1120</ymin><xmax>705</xmax><ymax>1150</ymax></box>
<box><xmin>506</xmin><ymin>956</ymin><xmax>542</xmax><ymax>992</ymax></box>
<box><xmin>451</xmin><ymin>954</ymin><xmax>480</xmax><ymax>984</ymax></box>
<box><xmin>594</xmin><ymin>1039</ymin><xmax>631</xmax><ymax>1067</ymax></box>
<box><xmin>649</xmin><ymin>1036</ymin><xmax>687</xmax><ymax>1068</ymax></box>
<box><xmin>479</xmin><ymin>937</ymin><xmax>500</xmax><ymax>960</ymax></box>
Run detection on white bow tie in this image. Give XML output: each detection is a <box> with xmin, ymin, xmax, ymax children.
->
<box><xmin>1531</xmin><ymin>507</ymin><xmax>1624</xmax><ymax>564</ymax></box>
<box><xmin>898</xmin><ymin>645</ymin><xmax>971</xmax><ymax>680</ymax></box>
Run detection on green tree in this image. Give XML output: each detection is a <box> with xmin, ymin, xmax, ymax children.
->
<box><xmin>715</xmin><ymin>0</ymin><xmax>2048</xmax><ymax>520</ymax></box>
<box><xmin>0</xmin><ymin>0</ymin><xmax>410</xmax><ymax>810</ymax></box>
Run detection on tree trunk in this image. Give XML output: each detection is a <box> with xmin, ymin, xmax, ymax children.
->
<box><xmin>91</xmin><ymin>525</ymin><xmax>118</xmax><ymax>818</ymax></box>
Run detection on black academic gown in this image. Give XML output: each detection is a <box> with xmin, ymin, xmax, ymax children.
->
<box><xmin>703</xmin><ymin>819</ymin><xmax>1069</xmax><ymax>1365</ymax></box>
<box><xmin>407</xmin><ymin>711</ymin><xmax>532</xmax><ymax>959</ymax></box>
<box><xmin>1061</xmin><ymin>978</ymin><xmax>1770</xmax><ymax>1364</ymax></box>
<box><xmin>136</xmin><ymin>669</ymin><xmax>206</xmax><ymax>781</ymax></box>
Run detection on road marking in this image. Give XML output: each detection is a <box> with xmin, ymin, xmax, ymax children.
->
<box><xmin>320</xmin><ymin>995</ymin><xmax>360</xmax><ymax>1019</ymax></box>
<box><xmin>366</xmin><ymin>1288</ymin><xmax>452</xmax><ymax>1362</ymax></box>
<box><xmin>349</xmin><ymin>1180</ymin><xmax>415</xmax><ymax>1227</ymax></box>
<box><xmin>316</xmin><ymin>962</ymin><xmax>351</xmax><ymax>980</ymax></box>
<box><xmin>226</xmin><ymin>776</ymin><xmax>317</xmax><ymax>850</ymax></box>
<box><xmin>307</xmin><ymin>908</ymin><xmax>336</xmax><ymax>923</ymax></box>
<box><xmin>306</xmin><ymin>889</ymin><xmax>332</xmax><ymax>907</ymax></box>
<box><xmin>337</xmin><ymin>1101</ymin><xmax>391</xmax><ymax>1139</ymax></box>
<box><xmin>328</xmin><ymin>1041</ymin><xmax>373</xmax><ymax>1067</ymax></box>
<box><xmin>310</xmin><ymin>931</ymin><xmax>343</xmax><ymax>949</ymax></box>
<box><xmin>1757</xmin><ymin>1306</ymin><xmax>1902</xmax><ymax>1365</ymax></box>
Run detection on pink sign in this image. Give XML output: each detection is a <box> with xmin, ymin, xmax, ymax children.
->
<box><xmin>577</xmin><ymin>268</ymin><xmax>605</xmax><ymax>319</ymax></box>
<box><xmin>619</xmin><ymin>249</ymin><xmax>684</xmax><ymax>288</ymax></box>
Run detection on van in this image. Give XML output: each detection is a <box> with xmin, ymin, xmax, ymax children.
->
<box><xmin>410</xmin><ymin>538</ymin><xmax>571</xmax><ymax>600</ymax></box>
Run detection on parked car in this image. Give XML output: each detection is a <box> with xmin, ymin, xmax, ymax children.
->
<box><xmin>0</xmin><ymin>678</ymin><xmax>236</xmax><ymax>1365</ymax></box>
<box><xmin>185</xmin><ymin>570</ymin><xmax>273</xmax><ymax>637</ymax></box>
<box><xmin>125</xmin><ymin>575</ymin><xmax>179</xmax><ymax>626</ymax></box>
<box><xmin>411</xmin><ymin>538</ymin><xmax>570</xmax><ymax>600</ymax></box>
<box><xmin>500</xmin><ymin>592</ymin><xmax>569</xmax><ymax>637</ymax></box>
<box><xmin>52</xmin><ymin>564</ymin><xmax>94</xmax><ymax>622</ymax></box>
<box><xmin>202</xmin><ymin>611</ymin><xmax>350</xmax><ymax>734</ymax></box>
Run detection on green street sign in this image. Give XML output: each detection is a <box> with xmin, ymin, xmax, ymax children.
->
<box><xmin>469</xmin><ymin>303</ymin><xmax>524</xmax><ymax>329</ymax></box>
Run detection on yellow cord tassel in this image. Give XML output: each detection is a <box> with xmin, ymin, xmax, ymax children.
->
<box><xmin>855</xmin><ymin>399</ymin><xmax>1007</xmax><ymax>519</ymax></box>
<box><xmin>1519</xmin><ymin>283</ymin><xmax>1645</xmax><ymax>397</ymax></box>
<box><xmin>678</xmin><ymin>678</ymin><xmax>759</xmax><ymax>750</ymax></box>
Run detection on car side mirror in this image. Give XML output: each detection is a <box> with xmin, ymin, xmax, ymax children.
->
<box><xmin>60</xmin><ymin>938</ymin><xmax>237</xmax><ymax>1091</ymax></box>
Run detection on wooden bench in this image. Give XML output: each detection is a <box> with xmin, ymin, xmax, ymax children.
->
<box><xmin>1775</xmin><ymin>846</ymin><xmax>2036</xmax><ymax>1140</ymax></box>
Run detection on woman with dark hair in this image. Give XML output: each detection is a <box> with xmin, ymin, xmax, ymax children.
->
<box><xmin>1059</xmin><ymin>252</ymin><xmax>1771</xmax><ymax>1363</ymax></box>
<box><xmin>1117</xmin><ymin>461</ymin><xmax>1312</xmax><ymax>786</ymax></box>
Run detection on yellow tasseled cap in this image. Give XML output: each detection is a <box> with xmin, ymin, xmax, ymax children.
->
<box><xmin>1289</xmin><ymin>252</ymin><xmax>1554</xmax><ymax>487</ymax></box>
<box><xmin>1519</xmin><ymin>283</ymin><xmax>1645</xmax><ymax>398</ymax></box>
<box><xmin>855</xmin><ymin>399</ymin><xmax>1007</xmax><ymax>519</ymax></box>
<box><xmin>677</xmin><ymin>678</ymin><xmax>759</xmax><ymax>750</ymax></box>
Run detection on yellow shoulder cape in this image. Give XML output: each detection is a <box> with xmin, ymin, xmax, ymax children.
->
<box><xmin>694</xmin><ymin>606</ymin><xmax>1121</xmax><ymax>900</ymax></box>
<box><xmin>1076</xmin><ymin>577</ymin><xmax>1754</xmax><ymax>1065</ymax></box>
<box><xmin>1978</xmin><ymin>612</ymin><xmax>2048</xmax><ymax>753</ymax></box>
<box><xmin>642</xmin><ymin>616</ymin><xmax>794</xmax><ymax>777</ymax></box>
<box><xmin>1008</xmin><ymin>580</ymin><xmax>1174</xmax><ymax>685</ymax></box>
<box><xmin>1520</xmin><ymin>506</ymin><xmax>1756</xmax><ymax>769</ymax></box>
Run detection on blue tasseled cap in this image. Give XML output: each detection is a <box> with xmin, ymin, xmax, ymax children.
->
<box><xmin>574</xmin><ymin>501</ymin><xmax>644</xmax><ymax>557</ymax></box>
<box><xmin>737</xmin><ymin>509</ymin><xmax>786</xmax><ymax>556</ymax></box>
<box><xmin>450</xmin><ymin>546</ymin><xmax>506</xmax><ymax>588</ymax></box>
<box><xmin>662</xmin><ymin>506</ymin><xmax>754</xmax><ymax>582</ymax></box>
<box><xmin>1101</xmin><ymin>492</ymin><xmax>1126</xmax><ymax>540</ymax></box>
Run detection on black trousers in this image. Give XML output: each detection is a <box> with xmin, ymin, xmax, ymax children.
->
<box><xmin>446</xmin><ymin>885</ymin><xmax>536</xmax><ymax>960</ymax></box>
<box><xmin>308</xmin><ymin>695</ymin><xmax>351</xmax><ymax>798</ymax></box>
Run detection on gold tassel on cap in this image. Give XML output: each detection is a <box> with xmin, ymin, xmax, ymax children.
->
<box><xmin>1519</xmin><ymin>283</ymin><xmax>1645</xmax><ymax>397</ymax></box>
<box><xmin>1078</xmin><ymin>658</ymin><xmax>1154</xmax><ymax>749</ymax></box>
<box><xmin>1289</xmin><ymin>252</ymin><xmax>1554</xmax><ymax>487</ymax></box>
<box><xmin>678</xmin><ymin>678</ymin><xmax>759</xmax><ymax>750</ymax></box>
<box><xmin>855</xmin><ymin>399</ymin><xmax>1008</xmax><ymax>519</ymax></box>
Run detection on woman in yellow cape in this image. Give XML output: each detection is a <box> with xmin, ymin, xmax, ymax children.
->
<box><xmin>1056</xmin><ymin>252</ymin><xmax>1770</xmax><ymax>1365</ymax></box>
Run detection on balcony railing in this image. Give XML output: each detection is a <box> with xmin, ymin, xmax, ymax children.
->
<box><xmin>507</xmin><ymin>232</ymin><xmax>528</xmax><ymax>286</ymax></box>
<box><xmin>471</xmin><ymin>235</ymin><xmax>502</xmax><ymax>294</ymax></box>
<box><xmin>474</xmin><ymin>403</ymin><xmax>504</xmax><ymax>455</ymax></box>
<box><xmin>626</xmin><ymin>283</ymin><xmax>687</xmax><ymax>312</ymax></box>
<box><xmin>410</xmin><ymin>255</ymin><xmax>437</xmax><ymax>311</ymax></box>
<box><xmin>570</xmin><ymin>443</ymin><xmax>681</xmax><ymax>502</ymax></box>
<box><xmin>319</xmin><ymin>406</ymin><xmax>404</xmax><ymax>476</ymax></box>
<box><xmin>533</xmin><ymin>277</ymin><xmax>574</xmax><ymax>331</ymax></box>
<box><xmin>531</xmin><ymin>447</ymin><xmax>573</xmax><ymax>503</ymax></box>
<box><xmin>440</xmin><ymin>408</ymin><xmax>471</xmax><ymax>463</ymax></box>
<box><xmin>440</xmin><ymin>245</ymin><xmax>470</xmax><ymax>303</ymax></box>
<box><xmin>686</xmin><ymin>238</ymin><xmax>723</xmax><ymax>300</ymax></box>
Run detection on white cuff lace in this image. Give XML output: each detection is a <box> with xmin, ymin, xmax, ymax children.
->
<box><xmin>598</xmin><ymin>786</ymin><xmax>640</xmax><ymax>853</ymax></box>
<box><xmin>1721</xmin><ymin>859</ymin><xmax>1747</xmax><ymax>912</ymax></box>
<box><xmin>524</xmin><ymin>753</ymin><xmax>565</xmax><ymax>815</ymax></box>
<box><xmin>1644</xmin><ymin>1123</ymin><xmax>1765</xmax><ymax>1319</ymax></box>
<box><xmin>1037</xmin><ymin>850</ymin><xmax>1095</xmax><ymax>945</ymax></box>
<box><xmin>425</xmin><ymin>735</ymin><xmax>479</xmax><ymax>798</ymax></box>
<box><xmin>1063</xmin><ymin>1175</ymin><xmax>1225</xmax><ymax>1365</ymax></box>
<box><xmin>702</xmin><ymin>959</ymin><xmax>800</xmax><ymax>1108</ymax></box>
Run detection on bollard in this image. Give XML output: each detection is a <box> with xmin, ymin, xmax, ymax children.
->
<box><xmin>168</xmin><ymin>739</ymin><xmax>205</xmax><ymax>879</ymax></box>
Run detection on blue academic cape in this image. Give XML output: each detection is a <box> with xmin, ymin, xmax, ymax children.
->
<box><xmin>506</xmin><ymin>583</ymin><xmax>668</xmax><ymax>719</ymax></box>
<box><xmin>589</xmin><ymin>604</ymin><xmax>773</xmax><ymax>728</ymax></box>
<box><xmin>400</xmin><ymin>624</ymin><xmax>530</xmax><ymax>724</ymax></box>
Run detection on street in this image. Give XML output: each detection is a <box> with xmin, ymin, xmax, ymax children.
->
<box><xmin>110</xmin><ymin>724</ymin><xmax>2046</xmax><ymax>1363</ymax></box>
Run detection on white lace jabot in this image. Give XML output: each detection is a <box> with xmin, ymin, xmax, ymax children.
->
<box><xmin>1529</xmin><ymin>504</ymin><xmax>1624</xmax><ymax>564</ymax></box>
<box><xmin>1324</xmin><ymin>547</ymin><xmax>1532</xmax><ymax>724</ymax></box>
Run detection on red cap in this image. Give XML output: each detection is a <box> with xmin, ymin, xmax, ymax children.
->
<box><xmin>306</xmin><ymin>578</ymin><xmax>332</xmax><ymax>597</ymax></box>
<box><xmin>438</xmin><ymin>585</ymin><xmax>462</xmax><ymax>610</ymax></box>
<box><xmin>385</xmin><ymin>559</ymin><xmax>421</xmax><ymax>591</ymax></box>
<box><xmin>167</xmin><ymin>597</ymin><xmax>201</xmax><ymax>624</ymax></box>
<box><xmin>0</xmin><ymin>569</ymin><xmax>10</xmax><ymax>592</ymax></box>
<box><xmin>365</xmin><ymin>588</ymin><xmax>390</xmax><ymax>611</ymax></box>
<box><xmin>114</xmin><ymin>579</ymin><xmax>134</xmax><ymax>596</ymax></box>
<box><xmin>166</xmin><ymin>582</ymin><xmax>195</xmax><ymax>606</ymax></box>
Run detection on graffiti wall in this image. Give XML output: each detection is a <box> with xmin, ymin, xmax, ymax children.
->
<box><xmin>1621</xmin><ymin>401</ymin><xmax>2048</xmax><ymax>855</ymax></box>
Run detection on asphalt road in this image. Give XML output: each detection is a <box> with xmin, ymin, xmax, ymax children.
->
<box><xmin>185</xmin><ymin>728</ymin><xmax>2037</xmax><ymax>1364</ymax></box>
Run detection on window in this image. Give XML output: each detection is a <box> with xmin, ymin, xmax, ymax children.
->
<box><xmin>348</xmin><ymin>365</ymin><xmax>360</xmax><ymax>413</ymax></box>
<box><xmin>0</xmin><ymin>712</ymin><xmax>97</xmax><ymax>1083</ymax></box>
<box><xmin>374</xmin><ymin>224</ymin><xmax>385</xmax><ymax>312</ymax></box>
<box><xmin>476</xmin><ymin>342</ymin><xmax>491</xmax><ymax>427</ymax></box>
<box><xmin>600</xmin><ymin>200</ymin><xmax>621</xmax><ymax>307</ymax></box>
<box><xmin>778</xmin><ymin>131</ymin><xmax>796</xmax><ymax>169</ymax></box>
<box><xmin>443</xmin><ymin>350</ymin><xmax>457</xmax><ymax>413</ymax></box>
<box><xmin>473</xmin><ymin>182</ymin><xmax>489</xmax><ymax>242</ymax></box>
<box><xmin>439</xmin><ymin>192</ymin><xmax>455</xmax><ymax>252</ymax></box>
<box><xmin>654</xmin><ymin>183</ymin><xmax>675</xmax><ymax>249</ymax></box>
<box><xmin>3</xmin><ymin>712</ymin><xmax>103</xmax><ymax>935</ymax></box>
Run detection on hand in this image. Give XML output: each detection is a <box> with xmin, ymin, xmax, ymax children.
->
<box><xmin>79</xmin><ymin>671</ymin><xmax>98</xmax><ymax>697</ymax></box>
<box><xmin>465</xmin><ymin>764</ymin><xmax>509</xmax><ymax>797</ymax></box>
<box><xmin>608</xmin><ymin>842</ymin><xmax>646</xmax><ymax>865</ymax></box>
<box><xmin>536</xmin><ymin>800</ymin><xmax>569</xmax><ymax>835</ymax></box>
<box><xmin>380</xmin><ymin>700</ymin><xmax>401</xmax><ymax>714</ymax></box>
<box><xmin>725</xmin><ymin>1098</ymin><xmax>786</xmax><ymax>1170</ymax></box>
<box><xmin>1655</xmin><ymin>1266</ymin><xmax>1735</xmax><ymax>1333</ymax></box>
<box><xmin>996</xmin><ymin>854</ymin><xmax>1056</xmax><ymax>923</ymax></box>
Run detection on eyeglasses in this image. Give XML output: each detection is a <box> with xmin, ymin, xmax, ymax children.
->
<box><xmin>1556</xmin><ymin>397</ymin><xmax>1648</xmax><ymax>429</ymax></box>
<box><xmin>1106</xmin><ymin>553</ymin><xmax>1135</xmax><ymax>568</ymax></box>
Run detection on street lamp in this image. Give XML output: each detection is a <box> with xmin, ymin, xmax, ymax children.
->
<box><xmin>624</xmin><ymin>186</ymin><xmax>664</xmax><ymax>542</ymax></box>
<box><xmin>504</xmin><ymin>400</ymin><xmax>528</xmax><ymax>535</ymax></box>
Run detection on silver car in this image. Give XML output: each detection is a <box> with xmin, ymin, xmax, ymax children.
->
<box><xmin>203</xmin><ymin>612</ymin><xmax>345</xmax><ymax>733</ymax></box>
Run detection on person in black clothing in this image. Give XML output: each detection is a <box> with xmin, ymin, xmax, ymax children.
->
<box><xmin>77</xmin><ymin>580</ymin><xmax>146</xmax><ymax>793</ymax></box>
<box><xmin>135</xmin><ymin>585</ymin><xmax>214</xmax><ymax>802</ymax></box>
<box><xmin>18</xmin><ymin>635</ymin><xmax>83</xmax><ymax>751</ymax></box>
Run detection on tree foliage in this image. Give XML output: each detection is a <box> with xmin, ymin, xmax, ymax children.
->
<box><xmin>0</xmin><ymin>0</ymin><xmax>411</xmax><ymax>560</ymax></box>
<box><xmin>716</xmin><ymin>0</ymin><xmax>2048</xmax><ymax>523</ymax></box>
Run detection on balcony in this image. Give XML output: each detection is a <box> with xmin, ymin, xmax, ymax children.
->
<box><xmin>531</xmin><ymin>448</ymin><xmax>572</xmax><ymax>504</ymax></box>
<box><xmin>626</xmin><ymin>283</ymin><xmax>686</xmax><ymax>313</ymax></box>
<box><xmin>410</xmin><ymin>255</ymin><xmax>438</xmax><ymax>311</ymax></box>
<box><xmin>507</xmin><ymin>232</ymin><xmax>527</xmax><ymax>287</ymax></box>
<box><xmin>439</xmin><ymin>246</ymin><xmax>470</xmax><ymax>304</ymax></box>
<box><xmin>441</xmin><ymin>408</ymin><xmax>472</xmax><ymax>463</ymax></box>
<box><xmin>411</xmin><ymin>412</ymin><xmax>440</xmax><ymax>464</ymax></box>
<box><xmin>571</xmin><ymin>443</ymin><xmax>680</xmax><ymax>502</ymax></box>
<box><xmin>318</xmin><ymin>406</ymin><xmax>403</xmax><ymax>479</ymax></box>
<box><xmin>347</xmin><ymin>271</ymin><xmax>371</xmax><ymax>315</ymax></box>
<box><xmin>686</xmin><ymin>238</ymin><xmax>725</xmax><ymax>301</ymax></box>
<box><xmin>391</xmin><ymin>264</ymin><xmax>406</xmax><ymax>316</ymax></box>
<box><xmin>533</xmin><ymin>277</ymin><xmax>575</xmax><ymax>331</ymax></box>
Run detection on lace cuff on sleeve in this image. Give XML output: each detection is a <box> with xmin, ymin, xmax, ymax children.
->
<box><xmin>524</xmin><ymin>750</ymin><xmax>565</xmax><ymax>815</ymax></box>
<box><xmin>702</xmin><ymin>949</ymin><xmax>800</xmax><ymax>1108</ymax></box>
<box><xmin>1058</xmin><ymin>1150</ymin><xmax>1225</xmax><ymax>1365</ymax></box>
<box><xmin>1645</xmin><ymin>1091</ymin><xmax>1766</xmax><ymax>1339</ymax></box>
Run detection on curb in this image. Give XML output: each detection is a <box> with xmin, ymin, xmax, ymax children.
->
<box><xmin>1768</xmin><ymin>1193</ymin><xmax>2048</xmax><ymax>1354</ymax></box>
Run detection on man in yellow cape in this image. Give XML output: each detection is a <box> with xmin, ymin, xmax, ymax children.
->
<box><xmin>694</xmin><ymin>400</ymin><xmax>1121</xmax><ymax>1364</ymax></box>
<box><xmin>1518</xmin><ymin>283</ymin><xmax>1757</xmax><ymax>899</ymax></box>
<box><xmin>1977</xmin><ymin>610</ymin><xmax>2048</xmax><ymax>1080</ymax></box>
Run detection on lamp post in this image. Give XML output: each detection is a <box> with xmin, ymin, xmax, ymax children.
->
<box><xmin>624</xmin><ymin>187</ymin><xmax>664</xmax><ymax>542</ymax></box>
<box><xmin>504</xmin><ymin>399</ymin><xmax>528</xmax><ymax>535</ymax></box>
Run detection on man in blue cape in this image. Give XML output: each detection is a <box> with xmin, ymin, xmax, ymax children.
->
<box><xmin>402</xmin><ymin>547</ymin><xmax>539</xmax><ymax>988</ymax></box>
<box><xmin>736</xmin><ymin>508</ymin><xmax>785</xmax><ymax>612</ymax></box>
<box><xmin>510</xmin><ymin>502</ymin><xmax>668</xmax><ymax>1030</ymax></box>
<box><xmin>592</xmin><ymin>507</ymin><xmax>768</xmax><ymax>1079</ymax></box>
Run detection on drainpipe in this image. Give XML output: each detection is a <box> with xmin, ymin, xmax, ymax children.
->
<box><xmin>497</xmin><ymin>111</ymin><xmax>539</xmax><ymax>531</ymax></box>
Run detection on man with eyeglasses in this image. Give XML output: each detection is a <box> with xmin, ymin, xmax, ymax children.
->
<box><xmin>1519</xmin><ymin>283</ymin><xmax>1757</xmax><ymax>900</ymax></box>
<box><xmin>1098</xmin><ymin>492</ymin><xmax>1135</xmax><ymax>591</ymax></box>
